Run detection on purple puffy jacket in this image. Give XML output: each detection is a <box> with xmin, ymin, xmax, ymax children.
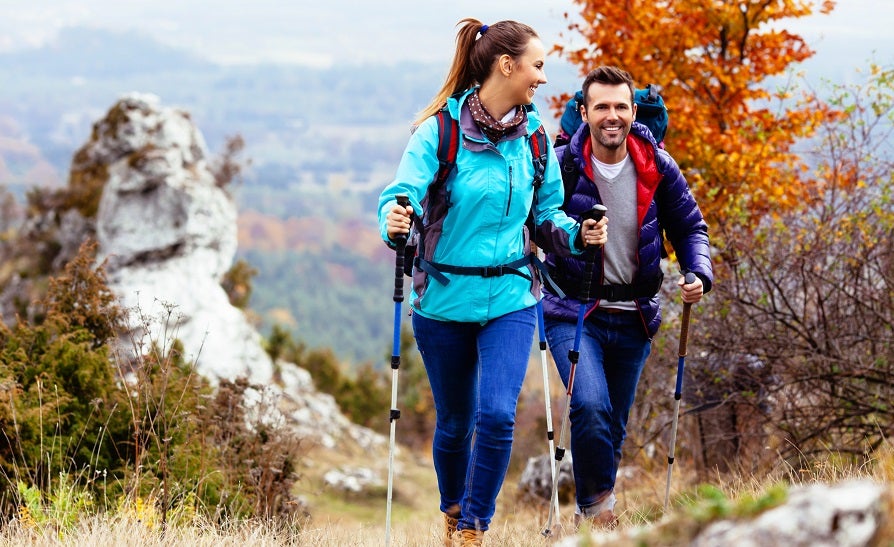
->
<box><xmin>541</xmin><ymin>122</ymin><xmax>713</xmax><ymax>338</ymax></box>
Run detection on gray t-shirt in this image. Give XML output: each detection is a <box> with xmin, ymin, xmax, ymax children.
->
<box><xmin>591</xmin><ymin>154</ymin><xmax>638</xmax><ymax>311</ymax></box>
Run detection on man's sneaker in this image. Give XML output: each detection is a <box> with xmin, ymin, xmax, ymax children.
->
<box><xmin>574</xmin><ymin>509</ymin><xmax>619</xmax><ymax>530</ymax></box>
<box><xmin>575</xmin><ymin>492</ymin><xmax>619</xmax><ymax>530</ymax></box>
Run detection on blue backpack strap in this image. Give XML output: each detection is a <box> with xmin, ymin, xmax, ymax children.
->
<box><xmin>530</xmin><ymin>253</ymin><xmax>566</xmax><ymax>299</ymax></box>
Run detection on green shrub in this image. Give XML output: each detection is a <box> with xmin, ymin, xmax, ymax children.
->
<box><xmin>1</xmin><ymin>242</ymin><xmax>305</xmax><ymax>524</ymax></box>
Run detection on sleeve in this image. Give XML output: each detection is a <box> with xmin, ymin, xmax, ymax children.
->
<box><xmin>654</xmin><ymin>151</ymin><xmax>714</xmax><ymax>293</ymax></box>
<box><xmin>532</xmin><ymin>139</ymin><xmax>583</xmax><ymax>257</ymax></box>
<box><xmin>377</xmin><ymin>116</ymin><xmax>440</xmax><ymax>247</ymax></box>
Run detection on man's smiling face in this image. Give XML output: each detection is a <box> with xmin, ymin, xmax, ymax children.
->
<box><xmin>582</xmin><ymin>82</ymin><xmax>637</xmax><ymax>161</ymax></box>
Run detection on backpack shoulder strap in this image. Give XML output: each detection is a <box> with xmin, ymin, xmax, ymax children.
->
<box><xmin>557</xmin><ymin>145</ymin><xmax>579</xmax><ymax>209</ymax></box>
<box><xmin>434</xmin><ymin>108</ymin><xmax>459</xmax><ymax>189</ymax></box>
<box><xmin>529</xmin><ymin>125</ymin><xmax>548</xmax><ymax>191</ymax></box>
<box><xmin>526</xmin><ymin>125</ymin><xmax>550</xmax><ymax>237</ymax></box>
<box><xmin>415</xmin><ymin>109</ymin><xmax>458</xmax><ymax>230</ymax></box>
<box><xmin>527</xmin><ymin>126</ymin><xmax>566</xmax><ymax>298</ymax></box>
<box><xmin>407</xmin><ymin>108</ymin><xmax>458</xmax><ymax>273</ymax></box>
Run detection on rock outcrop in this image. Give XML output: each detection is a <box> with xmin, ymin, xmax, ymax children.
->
<box><xmin>72</xmin><ymin>93</ymin><xmax>384</xmax><ymax>456</ymax></box>
<box><xmin>691</xmin><ymin>480</ymin><xmax>892</xmax><ymax>547</ymax></box>
<box><xmin>518</xmin><ymin>453</ymin><xmax>575</xmax><ymax>505</ymax></box>
<box><xmin>84</xmin><ymin>92</ymin><xmax>268</xmax><ymax>382</ymax></box>
<box><xmin>555</xmin><ymin>480</ymin><xmax>894</xmax><ymax>547</ymax></box>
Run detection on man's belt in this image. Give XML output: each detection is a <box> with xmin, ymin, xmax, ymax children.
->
<box><xmin>552</xmin><ymin>272</ymin><xmax>664</xmax><ymax>302</ymax></box>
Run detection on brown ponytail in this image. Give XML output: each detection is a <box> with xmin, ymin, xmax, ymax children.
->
<box><xmin>413</xmin><ymin>18</ymin><xmax>539</xmax><ymax>127</ymax></box>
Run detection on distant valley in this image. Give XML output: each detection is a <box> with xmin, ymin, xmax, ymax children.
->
<box><xmin>0</xmin><ymin>26</ymin><xmax>583</xmax><ymax>366</ymax></box>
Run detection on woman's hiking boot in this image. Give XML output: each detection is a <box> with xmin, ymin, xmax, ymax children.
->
<box><xmin>459</xmin><ymin>528</ymin><xmax>484</xmax><ymax>546</ymax></box>
<box><xmin>443</xmin><ymin>505</ymin><xmax>461</xmax><ymax>546</ymax></box>
<box><xmin>443</xmin><ymin>512</ymin><xmax>459</xmax><ymax>546</ymax></box>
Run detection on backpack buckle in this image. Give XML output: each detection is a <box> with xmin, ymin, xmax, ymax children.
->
<box><xmin>481</xmin><ymin>266</ymin><xmax>504</xmax><ymax>278</ymax></box>
<box><xmin>601</xmin><ymin>284</ymin><xmax>618</xmax><ymax>301</ymax></box>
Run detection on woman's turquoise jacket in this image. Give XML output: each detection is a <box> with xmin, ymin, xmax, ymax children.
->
<box><xmin>378</xmin><ymin>88</ymin><xmax>581</xmax><ymax>323</ymax></box>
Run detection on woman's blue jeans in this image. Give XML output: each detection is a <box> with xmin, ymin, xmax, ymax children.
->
<box><xmin>544</xmin><ymin>309</ymin><xmax>651</xmax><ymax>513</ymax></box>
<box><xmin>412</xmin><ymin>305</ymin><xmax>536</xmax><ymax>531</ymax></box>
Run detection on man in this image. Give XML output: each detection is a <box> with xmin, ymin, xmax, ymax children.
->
<box><xmin>541</xmin><ymin>66</ymin><xmax>713</xmax><ymax>527</ymax></box>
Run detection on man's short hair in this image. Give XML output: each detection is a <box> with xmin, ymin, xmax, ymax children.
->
<box><xmin>581</xmin><ymin>66</ymin><xmax>635</xmax><ymax>107</ymax></box>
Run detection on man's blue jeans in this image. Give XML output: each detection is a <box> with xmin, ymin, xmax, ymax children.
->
<box><xmin>412</xmin><ymin>305</ymin><xmax>535</xmax><ymax>531</ymax></box>
<box><xmin>544</xmin><ymin>309</ymin><xmax>651</xmax><ymax>513</ymax></box>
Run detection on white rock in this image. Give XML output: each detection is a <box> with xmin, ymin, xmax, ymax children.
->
<box><xmin>323</xmin><ymin>466</ymin><xmax>382</xmax><ymax>493</ymax></box>
<box><xmin>77</xmin><ymin>93</ymin><xmax>387</xmax><ymax>456</ymax></box>
<box><xmin>694</xmin><ymin>480</ymin><xmax>886</xmax><ymax>547</ymax></box>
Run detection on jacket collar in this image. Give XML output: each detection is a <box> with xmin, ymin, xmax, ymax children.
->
<box><xmin>447</xmin><ymin>87</ymin><xmax>543</xmax><ymax>141</ymax></box>
<box><xmin>572</xmin><ymin>122</ymin><xmax>661</xmax><ymax>187</ymax></box>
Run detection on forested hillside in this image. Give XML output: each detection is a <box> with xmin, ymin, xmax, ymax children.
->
<box><xmin>0</xmin><ymin>27</ymin><xmax>571</xmax><ymax>366</ymax></box>
<box><xmin>237</xmin><ymin>205</ymin><xmax>396</xmax><ymax>365</ymax></box>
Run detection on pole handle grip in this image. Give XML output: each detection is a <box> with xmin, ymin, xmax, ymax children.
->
<box><xmin>579</xmin><ymin>204</ymin><xmax>607</xmax><ymax>301</ymax></box>
<box><xmin>678</xmin><ymin>272</ymin><xmax>696</xmax><ymax>357</ymax></box>
<box><xmin>393</xmin><ymin>194</ymin><xmax>410</xmax><ymax>246</ymax></box>
<box><xmin>581</xmin><ymin>203</ymin><xmax>607</xmax><ymax>223</ymax></box>
<box><xmin>393</xmin><ymin>194</ymin><xmax>410</xmax><ymax>302</ymax></box>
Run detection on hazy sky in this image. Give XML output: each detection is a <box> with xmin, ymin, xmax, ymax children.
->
<box><xmin>0</xmin><ymin>1</ymin><xmax>574</xmax><ymax>66</ymax></box>
<box><xmin>0</xmin><ymin>1</ymin><xmax>889</xmax><ymax>76</ymax></box>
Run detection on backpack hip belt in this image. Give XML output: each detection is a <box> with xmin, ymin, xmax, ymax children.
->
<box><xmin>417</xmin><ymin>255</ymin><xmax>533</xmax><ymax>285</ymax></box>
<box><xmin>550</xmin><ymin>271</ymin><xmax>663</xmax><ymax>302</ymax></box>
<box><xmin>417</xmin><ymin>253</ymin><xmax>567</xmax><ymax>299</ymax></box>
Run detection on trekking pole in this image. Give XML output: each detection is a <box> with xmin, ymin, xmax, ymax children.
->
<box><xmin>530</xmin><ymin>240</ymin><xmax>561</xmax><ymax>519</ymax></box>
<box><xmin>531</xmin><ymin>227</ymin><xmax>562</xmax><ymax>520</ymax></box>
<box><xmin>663</xmin><ymin>272</ymin><xmax>697</xmax><ymax>512</ymax></box>
<box><xmin>543</xmin><ymin>204</ymin><xmax>607</xmax><ymax>537</ymax></box>
<box><xmin>535</xmin><ymin>298</ymin><xmax>561</xmax><ymax>519</ymax></box>
<box><xmin>385</xmin><ymin>194</ymin><xmax>410</xmax><ymax>546</ymax></box>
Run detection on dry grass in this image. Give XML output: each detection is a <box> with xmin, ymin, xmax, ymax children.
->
<box><xmin>4</xmin><ymin>349</ymin><xmax>894</xmax><ymax>546</ymax></box>
<box><xmin>0</xmin><ymin>500</ymin><xmax>608</xmax><ymax>546</ymax></box>
<box><xmin>0</xmin><ymin>434</ymin><xmax>642</xmax><ymax>546</ymax></box>
<box><xmin>4</xmin><ymin>435</ymin><xmax>893</xmax><ymax>546</ymax></box>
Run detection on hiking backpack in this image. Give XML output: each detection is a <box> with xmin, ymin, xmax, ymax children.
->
<box><xmin>633</xmin><ymin>84</ymin><xmax>668</xmax><ymax>144</ymax></box>
<box><xmin>554</xmin><ymin>90</ymin><xmax>584</xmax><ymax>148</ymax></box>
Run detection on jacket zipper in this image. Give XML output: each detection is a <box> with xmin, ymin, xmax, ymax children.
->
<box><xmin>506</xmin><ymin>165</ymin><xmax>513</xmax><ymax>215</ymax></box>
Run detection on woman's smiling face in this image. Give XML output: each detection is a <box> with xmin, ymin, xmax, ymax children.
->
<box><xmin>506</xmin><ymin>37</ymin><xmax>547</xmax><ymax>106</ymax></box>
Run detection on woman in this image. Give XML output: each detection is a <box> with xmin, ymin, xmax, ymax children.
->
<box><xmin>378</xmin><ymin>18</ymin><xmax>604</xmax><ymax>546</ymax></box>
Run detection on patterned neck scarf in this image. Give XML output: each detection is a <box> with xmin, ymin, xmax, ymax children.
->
<box><xmin>466</xmin><ymin>89</ymin><xmax>526</xmax><ymax>143</ymax></box>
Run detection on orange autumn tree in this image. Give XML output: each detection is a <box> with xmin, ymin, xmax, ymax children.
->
<box><xmin>553</xmin><ymin>0</ymin><xmax>839</xmax><ymax>230</ymax></box>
